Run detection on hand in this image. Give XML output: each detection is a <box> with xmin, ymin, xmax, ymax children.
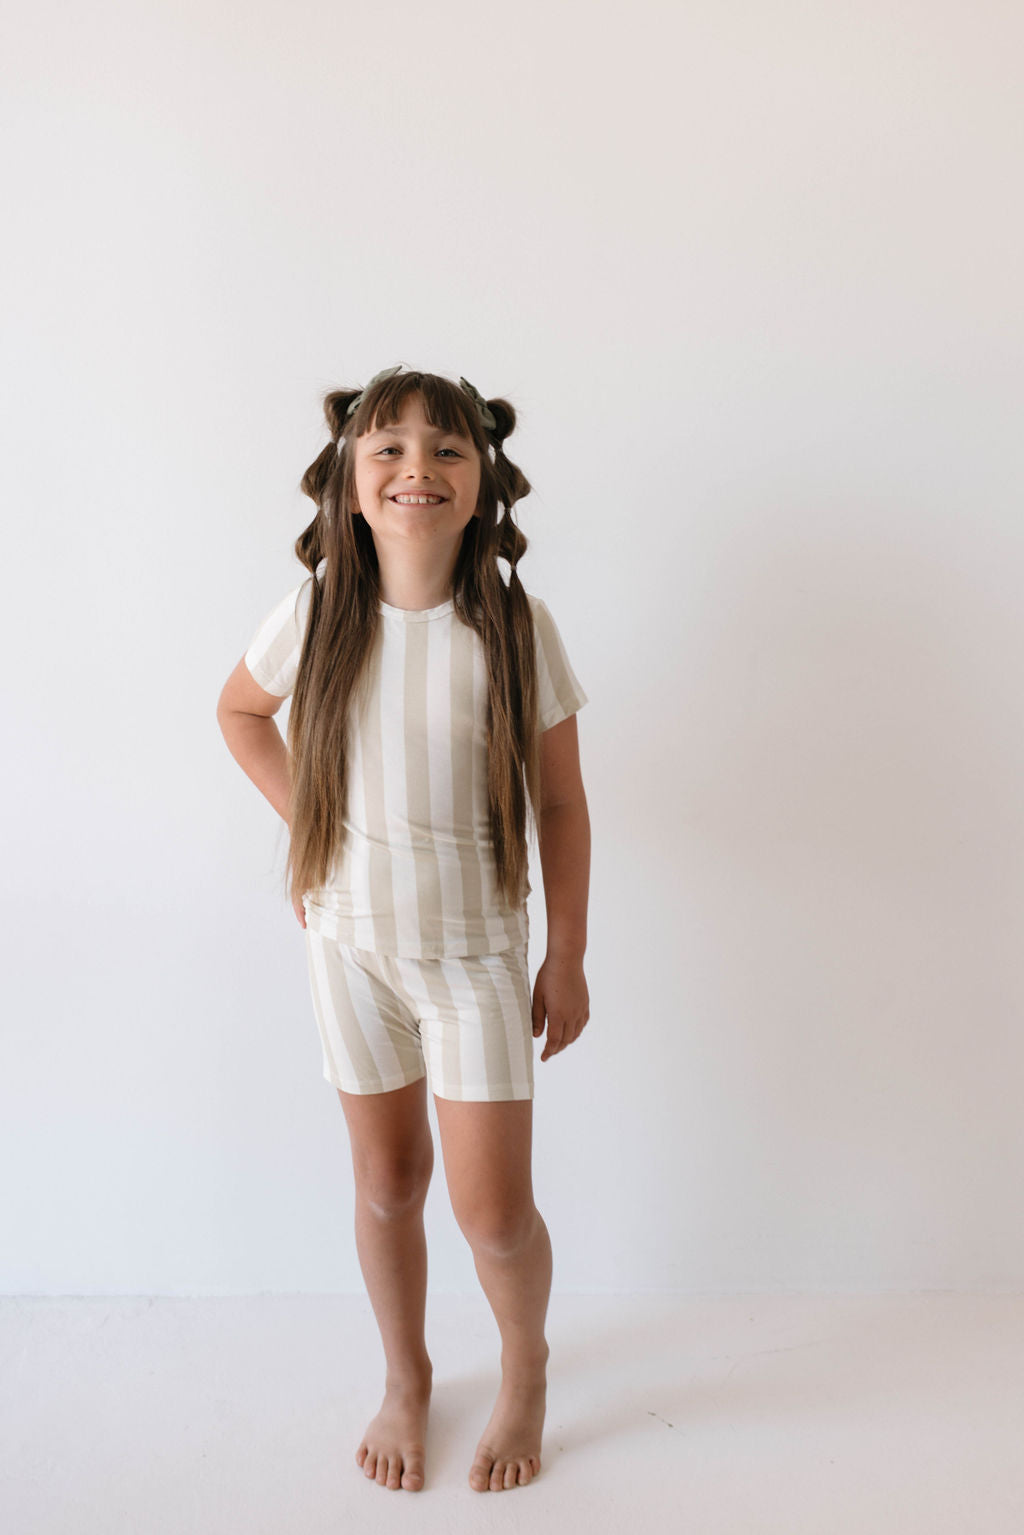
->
<box><xmin>292</xmin><ymin>892</ymin><xmax>307</xmax><ymax>928</ymax></box>
<box><xmin>532</xmin><ymin>951</ymin><xmax>589</xmax><ymax>1062</ymax></box>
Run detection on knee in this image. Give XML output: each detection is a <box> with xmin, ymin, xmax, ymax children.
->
<box><xmin>356</xmin><ymin>1147</ymin><xmax>434</xmax><ymax>1221</ymax></box>
<box><xmin>458</xmin><ymin>1201</ymin><xmax>539</xmax><ymax>1260</ymax></box>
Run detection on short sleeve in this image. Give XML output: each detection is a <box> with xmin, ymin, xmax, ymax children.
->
<box><xmin>244</xmin><ymin>575</ymin><xmax>316</xmax><ymax>699</ymax></box>
<box><xmin>529</xmin><ymin>595</ymin><xmax>589</xmax><ymax>732</ymax></box>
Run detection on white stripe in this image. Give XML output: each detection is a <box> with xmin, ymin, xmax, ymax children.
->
<box><xmin>335</xmin><ymin>949</ymin><xmax>408</xmax><ymax>1084</ymax></box>
<box><xmin>390</xmin><ymin>954</ymin><xmax>448</xmax><ymax>1098</ymax></box>
<box><xmin>244</xmin><ymin>580</ymin><xmax>309</xmax><ymax>696</ymax></box>
<box><xmin>501</xmin><ymin>948</ymin><xmax>532</xmax><ymax>1093</ymax></box>
<box><xmin>427</xmin><ymin>615</ymin><xmax>461</xmax><ymax>939</ymax></box>
<box><xmin>439</xmin><ymin>955</ymin><xmax>488</xmax><ymax>1092</ymax></box>
<box><xmin>305</xmin><ymin>930</ymin><xmax>346</xmax><ymax>1084</ymax></box>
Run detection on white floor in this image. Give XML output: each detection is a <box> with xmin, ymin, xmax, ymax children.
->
<box><xmin>3</xmin><ymin>1291</ymin><xmax>1021</xmax><ymax>1534</ymax></box>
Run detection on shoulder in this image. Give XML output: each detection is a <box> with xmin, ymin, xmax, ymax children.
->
<box><xmin>522</xmin><ymin>589</ymin><xmax>561</xmax><ymax>642</ymax></box>
<box><xmin>280</xmin><ymin>565</ymin><xmax>322</xmax><ymax>619</ymax></box>
<box><xmin>243</xmin><ymin>566</ymin><xmax>320</xmax><ymax>698</ymax></box>
<box><xmin>297</xmin><ymin>558</ymin><xmax>326</xmax><ymax>607</ymax></box>
<box><xmin>522</xmin><ymin>589</ymin><xmax>551</xmax><ymax>625</ymax></box>
<box><xmin>260</xmin><ymin>563</ymin><xmax>320</xmax><ymax>610</ymax></box>
<box><xmin>518</xmin><ymin>588</ymin><xmax>589</xmax><ymax>729</ymax></box>
<box><xmin>263</xmin><ymin>573</ymin><xmax>317</xmax><ymax>637</ymax></box>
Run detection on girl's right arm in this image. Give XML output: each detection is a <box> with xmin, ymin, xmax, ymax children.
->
<box><xmin>216</xmin><ymin>659</ymin><xmax>292</xmax><ymax>825</ymax></box>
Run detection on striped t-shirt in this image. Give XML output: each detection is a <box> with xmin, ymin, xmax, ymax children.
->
<box><xmin>244</xmin><ymin>566</ymin><xmax>588</xmax><ymax>958</ymax></box>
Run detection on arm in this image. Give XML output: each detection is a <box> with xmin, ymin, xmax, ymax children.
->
<box><xmin>532</xmin><ymin>712</ymin><xmax>591</xmax><ymax>1061</ymax></box>
<box><xmin>536</xmin><ymin>713</ymin><xmax>590</xmax><ymax>957</ymax></box>
<box><xmin>216</xmin><ymin>658</ymin><xmax>293</xmax><ymax>825</ymax></box>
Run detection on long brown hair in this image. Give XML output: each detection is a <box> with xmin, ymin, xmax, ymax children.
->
<box><xmin>283</xmin><ymin>368</ymin><xmax>540</xmax><ymax>914</ymax></box>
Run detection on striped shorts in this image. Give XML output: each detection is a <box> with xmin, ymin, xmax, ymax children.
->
<box><xmin>303</xmin><ymin>931</ymin><xmax>535</xmax><ymax>1101</ymax></box>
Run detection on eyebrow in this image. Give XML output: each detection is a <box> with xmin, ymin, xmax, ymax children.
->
<box><xmin>367</xmin><ymin>424</ymin><xmax>468</xmax><ymax>440</ymax></box>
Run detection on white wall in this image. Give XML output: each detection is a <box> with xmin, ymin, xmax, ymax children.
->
<box><xmin>4</xmin><ymin>0</ymin><xmax>1022</xmax><ymax>1294</ymax></box>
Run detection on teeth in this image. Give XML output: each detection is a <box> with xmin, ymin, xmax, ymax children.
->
<box><xmin>392</xmin><ymin>495</ymin><xmax>443</xmax><ymax>505</ymax></box>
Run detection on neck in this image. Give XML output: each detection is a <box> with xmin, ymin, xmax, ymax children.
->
<box><xmin>374</xmin><ymin>541</ymin><xmax>460</xmax><ymax>612</ymax></box>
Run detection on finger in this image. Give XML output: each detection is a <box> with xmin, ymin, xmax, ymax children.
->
<box><xmin>541</xmin><ymin>1021</ymin><xmax>566</xmax><ymax>1060</ymax></box>
<box><xmin>532</xmin><ymin>992</ymin><xmax>546</xmax><ymax>1038</ymax></box>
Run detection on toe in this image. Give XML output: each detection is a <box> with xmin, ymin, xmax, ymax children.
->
<box><xmin>386</xmin><ymin>1457</ymin><xmax>403</xmax><ymax>1490</ymax></box>
<box><xmin>469</xmin><ymin>1453</ymin><xmax>493</xmax><ymax>1491</ymax></box>
<box><xmin>516</xmin><ymin>1458</ymin><xmax>533</xmax><ymax>1485</ymax></box>
<box><xmin>401</xmin><ymin>1451</ymin><xmax>425</xmax><ymax>1491</ymax></box>
<box><xmin>362</xmin><ymin>1450</ymin><xmax>377</xmax><ymax>1479</ymax></box>
<box><xmin>355</xmin><ymin>1443</ymin><xmax>367</xmax><ymax>1468</ymax></box>
<box><xmin>490</xmin><ymin>1459</ymin><xmax>506</xmax><ymax>1490</ymax></box>
<box><xmin>503</xmin><ymin>1461</ymin><xmax>518</xmax><ymax>1489</ymax></box>
<box><xmin>376</xmin><ymin>1454</ymin><xmax>390</xmax><ymax>1486</ymax></box>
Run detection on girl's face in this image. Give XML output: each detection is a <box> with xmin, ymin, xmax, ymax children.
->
<box><xmin>352</xmin><ymin>393</ymin><xmax>482</xmax><ymax>549</ymax></box>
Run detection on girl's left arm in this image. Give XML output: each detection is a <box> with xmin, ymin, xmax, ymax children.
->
<box><xmin>532</xmin><ymin>713</ymin><xmax>591</xmax><ymax>1062</ymax></box>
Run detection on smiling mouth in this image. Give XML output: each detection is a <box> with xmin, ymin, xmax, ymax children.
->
<box><xmin>390</xmin><ymin>494</ymin><xmax>447</xmax><ymax>505</ymax></box>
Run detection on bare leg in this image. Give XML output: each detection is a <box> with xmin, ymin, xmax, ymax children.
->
<box><xmin>337</xmin><ymin>1076</ymin><xmax>435</xmax><ymax>1491</ymax></box>
<box><xmin>433</xmin><ymin>1096</ymin><xmax>550</xmax><ymax>1491</ymax></box>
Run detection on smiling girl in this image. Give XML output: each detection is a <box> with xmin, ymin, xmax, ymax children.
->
<box><xmin>217</xmin><ymin>365</ymin><xmax>591</xmax><ymax>1493</ymax></box>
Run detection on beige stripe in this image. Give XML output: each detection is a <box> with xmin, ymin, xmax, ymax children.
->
<box><xmin>430</xmin><ymin>613</ymin><xmax>462</xmax><ymax>944</ymax></box>
<box><xmin>305</xmin><ymin>930</ymin><xmax>387</xmax><ymax>1091</ymax></box>
<box><xmin>457</xmin><ymin>952</ymin><xmax>516</xmax><ymax>1100</ymax></box>
<box><xmin>404</xmin><ymin>618</ymin><xmax>444</xmax><ymax>946</ymax></box>
<box><xmin>363</xmin><ymin>631</ymin><xmax>398</xmax><ymax>952</ymax></box>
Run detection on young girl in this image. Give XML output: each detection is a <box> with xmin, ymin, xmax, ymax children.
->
<box><xmin>217</xmin><ymin>365</ymin><xmax>591</xmax><ymax>1494</ymax></box>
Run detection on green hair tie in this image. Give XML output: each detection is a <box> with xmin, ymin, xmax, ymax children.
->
<box><xmin>345</xmin><ymin>364</ymin><xmax>402</xmax><ymax>419</ymax></box>
<box><xmin>457</xmin><ymin>376</ymin><xmax>497</xmax><ymax>433</ymax></box>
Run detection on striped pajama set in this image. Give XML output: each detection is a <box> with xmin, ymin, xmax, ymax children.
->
<box><xmin>244</xmin><ymin>561</ymin><xmax>587</xmax><ymax>1101</ymax></box>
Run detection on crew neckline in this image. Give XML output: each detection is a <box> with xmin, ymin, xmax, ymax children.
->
<box><xmin>379</xmin><ymin>597</ymin><xmax>455</xmax><ymax>621</ymax></box>
<box><xmin>314</xmin><ymin>560</ymin><xmax>455</xmax><ymax>619</ymax></box>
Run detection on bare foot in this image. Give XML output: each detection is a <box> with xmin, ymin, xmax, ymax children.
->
<box><xmin>355</xmin><ymin>1371</ymin><xmax>432</xmax><ymax>1491</ymax></box>
<box><xmin>468</xmin><ymin>1355</ymin><xmax>547</xmax><ymax>1491</ymax></box>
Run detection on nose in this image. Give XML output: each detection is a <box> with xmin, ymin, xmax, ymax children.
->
<box><xmin>402</xmin><ymin>459</ymin><xmax>433</xmax><ymax>480</ymax></box>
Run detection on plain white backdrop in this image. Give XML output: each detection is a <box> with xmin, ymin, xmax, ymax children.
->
<box><xmin>3</xmin><ymin>0</ymin><xmax>1022</xmax><ymax>1297</ymax></box>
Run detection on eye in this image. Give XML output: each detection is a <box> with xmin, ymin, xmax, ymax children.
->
<box><xmin>376</xmin><ymin>445</ymin><xmax>464</xmax><ymax>457</ymax></box>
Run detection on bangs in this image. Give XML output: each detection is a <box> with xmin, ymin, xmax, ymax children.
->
<box><xmin>363</xmin><ymin>372</ymin><xmax>481</xmax><ymax>445</ymax></box>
